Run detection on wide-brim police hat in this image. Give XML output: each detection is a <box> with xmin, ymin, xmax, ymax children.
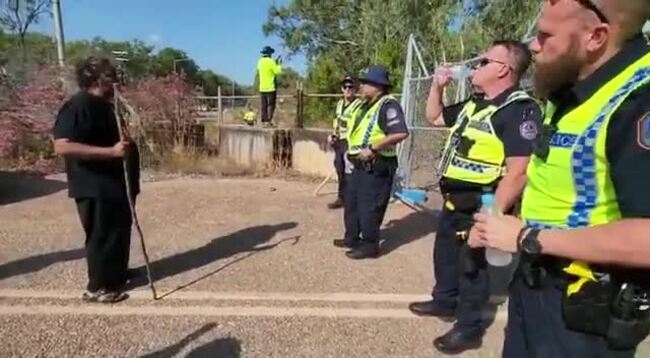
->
<box><xmin>359</xmin><ymin>65</ymin><xmax>392</xmax><ymax>88</ymax></box>
<box><xmin>261</xmin><ymin>46</ymin><xmax>275</xmax><ymax>55</ymax></box>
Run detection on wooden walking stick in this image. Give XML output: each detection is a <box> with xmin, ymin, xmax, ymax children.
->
<box><xmin>113</xmin><ymin>84</ymin><xmax>157</xmax><ymax>300</ymax></box>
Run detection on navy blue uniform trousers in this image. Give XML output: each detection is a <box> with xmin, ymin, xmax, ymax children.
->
<box><xmin>432</xmin><ymin>206</ymin><xmax>490</xmax><ymax>336</ymax></box>
<box><xmin>504</xmin><ymin>273</ymin><xmax>636</xmax><ymax>358</ymax></box>
<box><xmin>343</xmin><ymin>157</ymin><xmax>396</xmax><ymax>243</ymax></box>
<box><xmin>332</xmin><ymin>139</ymin><xmax>348</xmax><ymax>202</ymax></box>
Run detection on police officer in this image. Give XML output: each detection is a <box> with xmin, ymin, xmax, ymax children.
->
<box><xmin>408</xmin><ymin>40</ymin><xmax>542</xmax><ymax>354</ymax></box>
<box><xmin>257</xmin><ymin>46</ymin><xmax>283</xmax><ymax>127</ymax></box>
<box><xmin>327</xmin><ymin>75</ymin><xmax>362</xmax><ymax>209</ymax></box>
<box><xmin>332</xmin><ymin>65</ymin><xmax>409</xmax><ymax>259</ymax></box>
<box><xmin>474</xmin><ymin>1</ymin><xmax>650</xmax><ymax>357</ymax></box>
<box><xmin>53</xmin><ymin>56</ymin><xmax>140</xmax><ymax>303</ymax></box>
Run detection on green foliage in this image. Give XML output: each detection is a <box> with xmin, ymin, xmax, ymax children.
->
<box><xmin>0</xmin><ymin>32</ymin><xmax>244</xmax><ymax>97</ymax></box>
<box><xmin>65</xmin><ymin>37</ymin><xmax>156</xmax><ymax>81</ymax></box>
<box><xmin>198</xmin><ymin>69</ymin><xmax>250</xmax><ymax>96</ymax></box>
<box><xmin>265</xmin><ymin>0</ymin><xmax>539</xmax><ymax>125</ymax></box>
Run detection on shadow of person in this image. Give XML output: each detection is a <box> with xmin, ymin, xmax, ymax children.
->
<box><xmin>187</xmin><ymin>337</ymin><xmax>241</xmax><ymax>358</ymax></box>
<box><xmin>0</xmin><ymin>171</ymin><xmax>67</xmax><ymax>205</ymax></box>
<box><xmin>130</xmin><ymin>222</ymin><xmax>298</xmax><ymax>288</ymax></box>
<box><xmin>139</xmin><ymin>323</ymin><xmax>218</xmax><ymax>358</ymax></box>
<box><xmin>0</xmin><ymin>248</ymin><xmax>84</xmax><ymax>281</ymax></box>
<box><xmin>379</xmin><ymin>210</ymin><xmax>440</xmax><ymax>255</ymax></box>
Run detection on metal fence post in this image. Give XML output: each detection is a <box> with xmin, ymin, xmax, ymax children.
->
<box><xmin>296</xmin><ymin>82</ymin><xmax>304</xmax><ymax>128</ymax></box>
<box><xmin>217</xmin><ymin>86</ymin><xmax>223</xmax><ymax>123</ymax></box>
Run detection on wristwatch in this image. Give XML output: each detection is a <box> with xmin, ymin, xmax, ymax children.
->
<box><xmin>518</xmin><ymin>228</ymin><xmax>543</xmax><ymax>258</ymax></box>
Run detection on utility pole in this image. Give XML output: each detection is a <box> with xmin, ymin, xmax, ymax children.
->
<box><xmin>112</xmin><ymin>50</ymin><xmax>129</xmax><ymax>84</ymax></box>
<box><xmin>52</xmin><ymin>0</ymin><xmax>66</xmax><ymax>67</ymax></box>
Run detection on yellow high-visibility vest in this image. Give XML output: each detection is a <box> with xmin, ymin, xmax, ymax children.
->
<box><xmin>333</xmin><ymin>98</ymin><xmax>362</xmax><ymax>139</ymax></box>
<box><xmin>439</xmin><ymin>91</ymin><xmax>535</xmax><ymax>185</ymax></box>
<box><xmin>257</xmin><ymin>57</ymin><xmax>282</xmax><ymax>92</ymax></box>
<box><xmin>522</xmin><ymin>51</ymin><xmax>650</xmax><ymax>294</ymax></box>
<box><xmin>347</xmin><ymin>95</ymin><xmax>399</xmax><ymax>157</ymax></box>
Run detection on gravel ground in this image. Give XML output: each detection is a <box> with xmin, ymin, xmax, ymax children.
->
<box><xmin>3</xmin><ymin>172</ymin><xmax>646</xmax><ymax>357</ymax></box>
<box><xmin>0</xmin><ymin>174</ymin><xmax>439</xmax><ymax>295</ymax></box>
<box><xmin>0</xmin><ymin>315</ymin><xmax>507</xmax><ymax>358</ymax></box>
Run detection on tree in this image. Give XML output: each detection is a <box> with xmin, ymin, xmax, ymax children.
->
<box><xmin>150</xmin><ymin>47</ymin><xmax>199</xmax><ymax>80</ymax></box>
<box><xmin>66</xmin><ymin>37</ymin><xmax>155</xmax><ymax>81</ymax></box>
<box><xmin>0</xmin><ymin>0</ymin><xmax>51</xmax><ymax>52</ymax></box>
<box><xmin>264</xmin><ymin>0</ymin><xmax>539</xmax><ymax>125</ymax></box>
<box><xmin>197</xmin><ymin>69</ymin><xmax>248</xmax><ymax>96</ymax></box>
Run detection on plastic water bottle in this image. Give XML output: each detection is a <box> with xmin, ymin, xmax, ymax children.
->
<box><xmin>480</xmin><ymin>193</ymin><xmax>513</xmax><ymax>267</ymax></box>
<box><xmin>448</xmin><ymin>64</ymin><xmax>470</xmax><ymax>80</ymax></box>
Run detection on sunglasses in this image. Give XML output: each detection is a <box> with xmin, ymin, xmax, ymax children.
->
<box><xmin>342</xmin><ymin>85</ymin><xmax>355</xmax><ymax>90</ymax></box>
<box><xmin>474</xmin><ymin>58</ymin><xmax>511</xmax><ymax>69</ymax></box>
<box><xmin>576</xmin><ymin>0</ymin><xmax>608</xmax><ymax>23</ymax></box>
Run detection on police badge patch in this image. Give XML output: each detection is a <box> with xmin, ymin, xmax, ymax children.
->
<box><xmin>637</xmin><ymin>112</ymin><xmax>650</xmax><ymax>150</ymax></box>
<box><xmin>520</xmin><ymin>120</ymin><xmax>538</xmax><ymax>140</ymax></box>
<box><xmin>387</xmin><ymin>107</ymin><xmax>398</xmax><ymax>120</ymax></box>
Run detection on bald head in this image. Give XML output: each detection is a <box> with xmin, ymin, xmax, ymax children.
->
<box><xmin>594</xmin><ymin>0</ymin><xmax>650</xmax><ymax>42</ymax></box>
<box><xmin>530</xmin><ymin>0</ymin><xmax>648</xmax><ymax>97</ymax></box>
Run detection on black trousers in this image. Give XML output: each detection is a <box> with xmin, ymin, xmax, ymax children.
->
<box><xmin>332</xmin><ymin>139</ymin><xmax>348</xmax><ymax>201</ymax></box>
<box><xmin>260</xmin><ymin>91</ymin><xmax>277</xmax><ymax>123</ymax></box>
<box><xmin>504</xmin><ymin>273</ymin><xmax>636</xmax><ymax>358</ymax></box>
<box><xmin>432</xmin><ymin>206</ymin><xmax>490</xmax><ymax>337</ymax></box>
<box><xmin>75</xmin><ymin>197</ymin><xmax>132</xmax><ymax>292</ymax></box>
<box><xmin>343</xmin><ymin>157</ymin><xmax>396</xmax><ymax>243</ymax></box>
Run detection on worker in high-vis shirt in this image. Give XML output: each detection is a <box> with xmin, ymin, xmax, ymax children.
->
<box><xmin>473</xmin><ymin>1</ymin><xmax>650</xmax><ymax>357</ymax></box>
<box><xmin>327</xmin><ymin>75</ymin><xmax>362</xmax><ymax>209</ymax></box>
<box><xmin>333</xmin><ymin>65</ymin><xmax>409</xmax><ymax>259</ymax></box>
<box><xmin>408</xmin><ymin>40</ymin><xmax>542</xmax><ymax>355</ymax></box>
<box><xmin>257</xmin><ymin>46</ymin><xmax>283</xmax><ymax>127</ymax></box>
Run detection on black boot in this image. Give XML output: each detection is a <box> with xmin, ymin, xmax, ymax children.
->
<box><xmin>333</xmin><ymin>239</ymin><xmax>361</xmax><ymax>248</ymax></box>
<box><xmin>345</xmin><ymin>243</ymin><xmax>379</xmax><ymax>260</ymax></box>
<box><xmin>327</xmin><ymin>198</ymin><xmax>344</xmax><ymax>209</ymax></box>
<box><xmin>433</xmin><ymin>328</ymin><xmax>482</xmax><ymax>355</ymax></box>
<box><xmin>408</xmin><ymin>300</ymin><xmax>456</xmax><ymax>322</ymax></box>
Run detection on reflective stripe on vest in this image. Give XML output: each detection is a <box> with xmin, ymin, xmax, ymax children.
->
<box><xmin>333</xmin><ymin>98</ymin><xmax>362</xmax><ymax>139</ymax></box>
<box><xmin>439</xmin><ymin>90</ymin><xmax>535</xmax><ymax>185</ymax></box>
<box><xmin>347</xmin><ymin>95</ymin><xmax>398</xmax><ymax>157</ymax></box>
<box><xmin>522</xmin><ymin>52</ymin><xmax>650</xmax><ymax>293</ymax></box>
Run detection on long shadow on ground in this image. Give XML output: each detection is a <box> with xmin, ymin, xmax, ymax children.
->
<box><xmin>130</xmin><ymin>222</ymin><xmax>299</xmax><ymax>290</ymax></box>
<box><xmin>0</xmin><ymin>248</ymin><xmax>84</xmax><ymax>281</ymax></box>
<box><xmin>0</xmin><ymin>171</ymin><xmax>67</xmax><ymax>205</ymax></box>
<box><xmin>139</xmin><ymin>323</ymin><xmax>241</xmax><ymax>358</ymax></box>
<box><xmin>0</xmin><ymin>223</ymin><xmax>299</xmax><ymax>287</ymax></box>
<box><xmin>379</xmin><ymin>209</ymin><xmax>440</xmax><ymax>255</ymax></box>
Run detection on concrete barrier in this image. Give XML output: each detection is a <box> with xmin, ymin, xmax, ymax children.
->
<box><xmin>203</xmin><ymin>124</ymin><xmax>335</xmax><ymax>177</ymax></box>
<box><xmin>292</xmin><ymin>128</ymin><xmax>334</xmax><ymax>177</ymax></box>
<box><xmin>216</xmin><ymin>125</ymin><xmax>275</xmax><ymax>168</ymax></box>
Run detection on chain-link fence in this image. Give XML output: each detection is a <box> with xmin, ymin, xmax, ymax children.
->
<box><xmin>195</xmin><ymin>93</ymin><xmax>298</xmax><ymax>128</ymax></box>
<box><xmin>398</xmin><ymin>74</ymin><xmax>443</xmax><ymax>191</ymax></box>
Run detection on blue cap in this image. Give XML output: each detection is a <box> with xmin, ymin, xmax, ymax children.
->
<box><xmin>360</xmin><ymin>65</ymin><xmax>392</xmax><ymax>88</ymax></box>
<box><xmin>481</xmin><ymin>193</ymin><xmax>494</xmax><ymax>205</ymax></box>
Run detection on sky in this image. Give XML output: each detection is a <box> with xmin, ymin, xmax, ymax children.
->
<box><xmin>33</xmin><ymin>0</ymin><xmax>306</xmax><ymax>85</ymax></box>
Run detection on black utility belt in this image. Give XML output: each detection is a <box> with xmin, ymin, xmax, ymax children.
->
<box><xmin>520</xmin><ymin>258</ymin><xmax>650</xmax><ymax>350</ymax></box>
<box><xmin>346</xmin><ymin>154</ymin><xmax>395</xmax><ymax>164</ymax></box>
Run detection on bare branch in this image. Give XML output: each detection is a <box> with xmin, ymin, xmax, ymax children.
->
<box><xmin>320</xmin><ymin>36</ymin><xmax>359</xmax><ymax>46</ymax></box>
<box><xmin>0</xmin><ymin>0</ymin><xmax>51</xmax><ymax>43</ymax></box>
<box><xmin>19</xmin><ymin>0</ymin><xmax>51</xmax><ymax>36</ymax></box>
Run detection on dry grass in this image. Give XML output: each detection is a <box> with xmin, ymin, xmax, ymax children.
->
<box><xmin>155</xmin><ymin>152</ymin><xmax>252</xmax><ymax>177</ymax></box>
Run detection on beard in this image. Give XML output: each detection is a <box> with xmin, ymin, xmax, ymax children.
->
<box><xmin>533</xmin><ymin>52</ymin><xmax>581</xmax><ymax>99</ymax></box>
